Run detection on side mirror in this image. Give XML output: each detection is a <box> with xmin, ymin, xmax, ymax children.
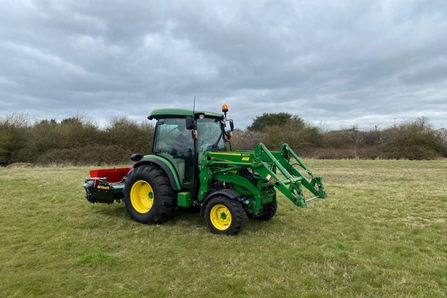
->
<box><xmin>229</xmin><ymin>120</ymin><xmax>234</xmax><ymax>131</ymax></box>
<box><xmin>185</xmin><ymin>117</ymin><xmax>195</xmax><ymax>130</ymax></box>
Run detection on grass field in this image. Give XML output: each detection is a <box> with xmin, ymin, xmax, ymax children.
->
<box><xmin>1</xmin><ymin>160</ymin><xmax>446</xmax><ymax>297</ymax></box>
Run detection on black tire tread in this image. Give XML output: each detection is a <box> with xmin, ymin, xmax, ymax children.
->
<box><xmin>123</xmin><ymin>164</ymin><xmax>175</xmax><ymax>224</ymax></box>
<box><xmin>204</xmin><ymin>195</ymin><xmax>245</xmax><ymax>235</ymax></box>
<box><xmin>247</xmin><ymin>202</ymin><xmax>277</xmax><ymax>221</ymax></box>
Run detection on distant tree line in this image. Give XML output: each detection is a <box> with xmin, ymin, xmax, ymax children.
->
<box><xmin>1</xmin><ymin>112</ymin><xmax>446</xmax><ymax>166</ymax></box>
<box><xmin>239</xmin><ymin>113</ymin><xmax>447</xmax><ymax>160</ymax></box>
<box><xmin>0</xmin><ymin>113</ymin><xmax>154</xmax><ymax>166</ymax></box>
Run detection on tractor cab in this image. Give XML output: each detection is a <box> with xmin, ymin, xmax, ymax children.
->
<box><xmin>147</xmin><ymin>106</ymin><xmax>233</xmax><ymax>188</ymax></box>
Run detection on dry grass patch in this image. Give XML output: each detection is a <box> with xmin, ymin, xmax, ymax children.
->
<box><xmin>0</xmin><ymin>160</ymin><xmax>446</xmax><ymax>297</ymax></box>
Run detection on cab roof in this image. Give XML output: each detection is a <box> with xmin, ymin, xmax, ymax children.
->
<box><xmin>148</xmin><ymin>108</ymin><xmax>223</xmax><ymax>120</ymax></box>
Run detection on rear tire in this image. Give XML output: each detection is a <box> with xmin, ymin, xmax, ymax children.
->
<box><xmin>205</xmin><ymin>196</ymin><xmax>245</xmax><ymax>235</ymax></box>
<box><xmin>123</xmin><ymin>164</ymin><xmax>175</xmax><ymax>224</ymax></box>
<box><xmin>257</xmin><ymin>202</ymin><xmax>277</xmax><ymax>220</ymax></box>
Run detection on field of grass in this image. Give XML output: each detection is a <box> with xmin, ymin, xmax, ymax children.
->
<box><xmin>1</xmin><ymin>159</ymin><xmax>446</xmax><ymax>297</ymax></box>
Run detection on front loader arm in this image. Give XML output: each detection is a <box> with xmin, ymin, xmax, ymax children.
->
<box><xmin>252</xmin><ymin>143</ymin><xmax>326</xmax><ymax>207</ymax></box>
<box><xmin>200</xmin><ymin>143</ymin><xmax>326</xmax><ymax>207</ymax></box>
<box><xmin>278</xmin><ymin>143</ymin><xmax>327</xmax><ymax>200</ymax></box>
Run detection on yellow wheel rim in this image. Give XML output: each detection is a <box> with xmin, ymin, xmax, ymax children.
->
<box><xmin>130</xmin><ymin>180</ymin><xmax>154</xmax><ymax>214</ymax></box>
<box><xmin>210</xmin><ymin>204</ymin><xmax>232</xmax><ymax>230</ymax></box>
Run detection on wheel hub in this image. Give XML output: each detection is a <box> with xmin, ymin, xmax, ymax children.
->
<box><xmin>210</xmin><ymin>204</ymin><xmax>232</xmax><ymax>230</ymax></box>
<box><xmin>130</xmin><ymin>180</ymin><xmax>155</xmax><ymax>214</ymax></box>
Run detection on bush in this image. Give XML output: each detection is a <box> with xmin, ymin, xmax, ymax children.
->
<box><xmin>231</xmin><ymin>129</ymin><xmax>259</xmax><ymax>150</ymax></box>
<box><xmin>1</xmin><ymin>112</ymin><xmax>446</xmax><ymax>165</ymax></box>
<box><xmin>379</xmin><ymin>118</ymin><xmax>447</xmax><ymax>160</ymax></box>
<box><xmin>0</xmin><ymin>114</ymin><xmax>31</xmax><ymax>165</ymax></box>
<box><xmin>105</xmin><ymin>117</ymin><xmax>154</xmax><ymax>154</ymax></box>
<box><xmin>246</xmin><ymin>112</ymin><xmax>294</xmax><ymax>132</ymax></box>
<box><xmin>261</xmin><ymin>118</ymin><xmax>324</xmax><ymax>151</ymax></box>
<box><xmin>1</xmin><ymin>114</ymin><xmax>155</xmax><ymax>166</ymax></box>
<box><xmin>308</xmin><ymin>147</ymin><xmax>381</xmax><ymax>159</ymax></box>
<box><xmin>36</xmin><ymin>145</ymin><xmax>131</xmax><ymax>166</ymax></box>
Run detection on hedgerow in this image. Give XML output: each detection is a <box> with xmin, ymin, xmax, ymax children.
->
<box><xmin>0</xmin><ymin>113</ymin><xmax>445</xmax><ymax>165</ymax></box>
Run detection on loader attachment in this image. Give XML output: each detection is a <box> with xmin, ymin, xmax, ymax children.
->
<box><xmin>252</xmin><ymin>143</ymin><xmax>326</xmax><ymax>207</ymax></box>
<box><xmin>200</xmin><ymin>143</ymin><xmax>326</xmax><ymax>210</ymax></box>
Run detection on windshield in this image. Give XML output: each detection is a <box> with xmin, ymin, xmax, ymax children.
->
<box><xmin>197</xmin><ymin>117</ymin><xmax>226</xmax><ymax>151</ymax></box>
<box><xmin>153</xmin><ymin>117</ymin><xmax>225</xmax><ymax>155</ymax></box>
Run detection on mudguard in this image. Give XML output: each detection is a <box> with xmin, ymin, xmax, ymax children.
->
<box><xmin>200</xmin><ymin>189</ymin><xmax>241</xmax><ymax>217</ymax></box>
<box><xmin>133</xmin><ymin>156</ymin><xmax>182</xmax><ymax>190</ymax></box>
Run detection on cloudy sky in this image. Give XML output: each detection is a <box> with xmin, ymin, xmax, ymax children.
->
<box><xmin>1</xmin><ymin>0</ymin><xmax>446</xmax><ymax>130</ymax></box>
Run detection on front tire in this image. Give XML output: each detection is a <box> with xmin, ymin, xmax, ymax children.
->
<box><xmin>257</xmin><ymin>202</ymin><xmax>277</xmax><ymax>220</ymax></box>
<box><xmin>123</xmin><ymin>164</ymin><xmax>175</xmax><ymax>224</ymax></box>
<box><xmin>205</xmin><ymin>196</ymin><xmax>245</xmax><ymax>235</ymax></box>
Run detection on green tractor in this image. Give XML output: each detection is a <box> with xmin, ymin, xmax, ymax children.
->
<box><xmin>83</xmin><ymin>105</ymin><xmax>327</xmax><ymax>235</ymax></box>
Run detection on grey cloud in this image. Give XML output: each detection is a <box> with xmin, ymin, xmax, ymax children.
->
<box><xmin>0</xmin><ymin>0</ymin><xmax>446</xmax><ymax>131</ymax></box>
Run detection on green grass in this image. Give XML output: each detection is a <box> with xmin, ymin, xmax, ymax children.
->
<box><xmin>1</xmin><ymin>160</ymin><xmax>446</xmax><ymax>297</ymax></box>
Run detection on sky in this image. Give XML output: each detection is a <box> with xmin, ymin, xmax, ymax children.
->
<box><xmin>1</xmin><ymin>0</ymin><xmax>446</xmax><ymax>131</ymax></box>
